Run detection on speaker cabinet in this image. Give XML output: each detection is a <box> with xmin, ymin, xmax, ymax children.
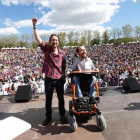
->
<box><xmin>123</xmin><ymin>78</ymin><xmax>140</xmax><ymax>92</ymax></box>
<box><xmin>15</xmin><ymin>85</ymin><xmax>32</xmax><ymax>102</ymax></box>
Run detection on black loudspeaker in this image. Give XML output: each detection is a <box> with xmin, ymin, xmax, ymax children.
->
<box><xmin>15</xmin><ymin>85</ymin><xmax>32</xmax><ymax>102</ymax></box>
<box><xmin>123</xmin><ymin>78</ymin><xmax>140</xmax><ymax>92</ymax></box>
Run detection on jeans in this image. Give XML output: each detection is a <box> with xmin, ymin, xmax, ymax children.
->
<box><xmin>73</xmin><ymin>75</ymin><xmax>96</xmax><ymax>98</ymax></box>
<box><xmin>44</xmin><ymin>77</ymin><xmax>65</xmax><ymax>118</ymax></box>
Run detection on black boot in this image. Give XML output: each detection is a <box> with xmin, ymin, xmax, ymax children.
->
<box><xmin>89</xmin><ymin>96</ymin><xmax>96</xmax><ymax>104</ymax></box>
<box><xmin>61</xmin><ymin>116</ymin><xmax>67</xmax><ymax>124</ymax></box>
<box><xmin>42</xmin><ymin>117</ymin><xmax>52</xmax><ymax>126</ymax></box>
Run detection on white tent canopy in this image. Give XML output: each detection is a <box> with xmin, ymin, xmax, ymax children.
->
<box><xmin>14</xmin><ymin>47</ymin><xmax>18</xmax><ymax>49</ymax></box>
<box><xmin>2</xmin><ymin>47</ymin><xmax>26</xmax><ymax>50</ymax></box>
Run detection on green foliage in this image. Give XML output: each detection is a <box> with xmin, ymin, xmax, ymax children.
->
<box><xmin>32</xmin><ymin>42</ymin><xmax>38</xmax><ymax>49</ymax></box>
<box><xmin>45</xmin><ymin>42</ymin><xmax>50</xmax><ymax>45</ymax></box>
<box><xmin>90</xmin><ymin>38</ymin><xmax>100</xmax><ymax>45</ymax></box>
<box><xmin>122</xmin><ymin>24</ymin><xmax>133</xmax><ymax>39</ymax></box>
<box><xmin>0</xmin><ymin>45</ymin><xmax>3</xmax><ymax>50</ymax></box>
<box><xmin>57</xmin><ymin>32</ymin><xmax>66</xmax><ymax>48</ymax></box>
<box><xmin>108</xmin><ymin>37</ymin><xmax>137</xmax><ymax>45</ymax></box>
<box><xmin>87</xmin><ymin>30</ymin><xmax>92</xmax><ymax>46</ymax></box>
<box><xmin>66</xmin><ymin>42</ymin><xmax>75</xmax><ymax>46</ymax></box>
<box><xmin>102</xmin><ymin>30</ymin><xmax>109</xmax><ymax>44</ymax></box>
<box><xmin>111</xmin><ymin>28</ymin><xmax>122</xmax><ymax>39</ymax></box>
<box><xmin>0</xmin><ymin>24</ymin><xmax>140</xmax><ymax>49</ymax></box>
<box><xmin>67</xmin><ymin>32</ymin><xmax>74</xmax><ymax>45</ymax></box>
<box><xmin>92</xmin><ymin>30</ymin><xmax>100</xmax><ymax>45</ymax></box>
<box><xmin>74</xmin><ymin>31</ymin><xmax>80</xmax><ymax>45</ymax></box>
<box><xmin>73</xmin><ymin>41</ymin><xmax>79</xmax><ymax>46</ymax></box>
<box><xmin>79</xmin><ymin>31</ymin><xmax>87</xmax><ymax>46</ymax></box>
<box><xmin>19</xmin><ymin>41</ymin><xmax>27</xmax><ymax>47</ymax></box>
<box><xmin>134</xmin><ymin>25</ymin><xmax>140</xmax><ymax>41</ymax></box>
<box><xmin>80</xmin><ymin>36</ymin><xmax>87</xmax><ymax>46</ymax></box>
<box><xmin>121</xmin><ymin>38</ymin><xmax>137</xmax><ymax>44</ymax></box>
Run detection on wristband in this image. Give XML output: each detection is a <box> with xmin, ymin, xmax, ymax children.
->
<box><xmin>33</xmin><ymin>24</ymin><xmax>36</xmax><ymax>29</ymax></box>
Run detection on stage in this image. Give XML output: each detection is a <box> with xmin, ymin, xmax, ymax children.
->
<box><xmin>0</xmin><ymin>86</ymin><xmax>140</xmax><ymax>140</ymax></box>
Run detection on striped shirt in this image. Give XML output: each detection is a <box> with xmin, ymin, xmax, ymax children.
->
<box><xmin>39</xmin><ymin>41</ymin><xmax>66</xmax><ymax>79</ymax></box>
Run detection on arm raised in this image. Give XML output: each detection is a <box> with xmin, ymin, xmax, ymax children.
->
<box><xmin>32</xmin><ymin>17</ymin><xmax>42</xmax><ymax>44</ymax></box>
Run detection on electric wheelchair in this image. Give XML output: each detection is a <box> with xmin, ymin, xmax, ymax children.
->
<box><xmin>68</xmin><ymin>70</ymin><xmax>107</xmax><ymax>132</ymax></box>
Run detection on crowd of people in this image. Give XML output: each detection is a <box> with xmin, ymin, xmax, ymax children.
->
<box><xmin>0</xmin><ymin>42</ymin><xmax>140</xmax><ymax>95</ymax></box>
<box><xmin>0</xmin><ymin>48</ymin><xmax>45</xmax><ymax>95</ymax></box>
<box><xmin>65</xmin><ymin>42</ymin><xmax>140</xmax><ymax>87</ymax></box>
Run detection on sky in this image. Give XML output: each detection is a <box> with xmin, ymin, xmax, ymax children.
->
<box><xmin>0</xmin><ymin>0</ymin><xmax>140</xmax><ymax>36</ymax></box>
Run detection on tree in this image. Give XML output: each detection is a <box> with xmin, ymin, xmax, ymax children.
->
<box><xmin>19</xmin><ymin>41</ymin><xmax>27</xmax><ymax>47</ymax></box>
<box><xmin>134</xmin><ymin>25</ymin><xmax>140</xmax><ymax>41</ymax></box>
<box><xmin>91</xmin><ymin>38</ymin><xmax>99</xmax><ymax>45</ymax></box>
<box><xmin>0</xmin><ymin>35</ymin><xmax>8</xmax><ymax>47</ymax></box>
<box><xmin>80</xmin><ymin>31</ymin><xmax>87</xmax><ymax>46</ymax></box>
<box><xmin>32</xmin><ymin>42</ymin><xmax>38</xmax><ymax>49</ymax></box>
<box><xmin>74</xmin><ymin>31</ymin><xmax>80</xmax><ymax>46</ymax></box>
<box><xmin>93</xmin><ymin>30</ymin><xmax>100</xmax><ymax>44</ymax></box>
<box><xmin>30</xmin><ymin>33</ymin><xmax>36</xmax><ymax>48</ymax></box>
<box><xmin>87</xmin><ymin>30</ymin><xmax>92</xmax><ymax>46</ymax></box>
<box><xmin>8</xmin><ymin>34</ymin><xmax>19</xmax><ymax>47</ymax></box>
<box><xmin>67</xmin><ymin>31</ymin><xmax>74</xmax><ymax>46</ymax></box>
<box><xmin>57</xmin><ymin>32</ymin><xmax>66</xmax><ymax>48</ymax></box>
<box><xmin>40</xmin><ymin>33</ymin><xmax>49</xmax><ymax>42</ymax></box>
<box><xmin>122</xmin><ymin>24</ymin><xmax>133</xmax><ymax>43</ymax></box>
<box><xmin>102</xmin><ymin>30</ymin><xmax>109</xmax><ymax>44</ymax></box>
<box><xmin>111</xmin><ymin>28</ymin><xmax>118</xmax><ymax>39</ymax></box>
<box><xmin>20</xmin><ymin>34</ymin><xmax>30</xmax><ymax>48</ymax></box>
<box><xmin>115</xmin><ymin>28</ymin><xmax>122</xmax><ymax>39</ymax></box>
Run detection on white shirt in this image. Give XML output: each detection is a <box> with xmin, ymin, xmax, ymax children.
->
<box><xmin>70</xmin><ymin>57</ymin><xmax>95</xmax><ymax>71</ymax></box>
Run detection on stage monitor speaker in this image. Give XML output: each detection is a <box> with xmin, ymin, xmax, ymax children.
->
<box><xmin>15</xmin><ymin>85</ymin><xmax>32</xmax><ymax>102</ymax></box>
<box><xmin>123</xmin><ymin>78</ymin><xmax>140</xmax><ymax>92</ymax></box>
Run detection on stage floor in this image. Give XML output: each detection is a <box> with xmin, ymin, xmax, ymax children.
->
<box><xmin>0</xmin><ymin>86</ymin><xmax>140</xmax><ymax>140</ymax></box>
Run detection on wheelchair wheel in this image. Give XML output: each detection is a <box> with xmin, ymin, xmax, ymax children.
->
<box><xmin>96</xmin><ymin>114</ymin><xmax>107</xmax><ymax>131</ymax></box>
<box><xmin>69</xmin><ymin>115</ymin><xmax>77</xmax><ymax>132</ymax></box>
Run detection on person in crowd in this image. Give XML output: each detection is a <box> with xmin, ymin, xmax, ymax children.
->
<box><xmin>101</xmin><ymin>79</ymin><xmax>107</xmax><ymax>87</ymax></box>
<box><xmin>11</xmin><ymin>83</ymin><xmax>16</xmax><ymax>95</ymax></box>
<box><xmin>0</xmin><ymin>82</ymin><xmax>2</xmax><ymax>92</ymax></box>
<box><xmin>0</xmin><ymin>34</ymin><xmax>140</xmax><ymax>91</ymax></box>
<box><xmin>28</xmin><ymin>77</ymin><xmax>33</xmax><ymax>85</ymax></box>
<box><xmin>7</xmin><ymin>87</ymin><xmax>13</xmax><ymax>95</ymax></box>
<box><xmin>66</xmin><ymin>45</ymin><xmax>99</xmax><ymax>104</ymax></box>
<box><xmin>32</xmin><ymin>84</ymin><xmax>38</xmax><ymax>94</ymax></box>
<box><xmin>37</xmin><ymin>79</ymin><xmax>43</xmax><ymax>88</ymax></box>
<box><xmin>23</xmin><ymin>73</ymin><xmax>29</xmax><ymax>84</ymax></box>
<box><xmin>32</xmin><ymin>17</ymin><xmax>67</xmax><ymax>125</ymax></box>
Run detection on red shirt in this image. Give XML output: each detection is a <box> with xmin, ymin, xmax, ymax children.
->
<box><xmin>39</xmin><ymin>41</ymin><xmax>66</xmax><ymax>79</ymax></box>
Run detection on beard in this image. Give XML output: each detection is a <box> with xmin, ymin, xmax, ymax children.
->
<box><xmin>81</xmin><ymin>53</ymin><xmax>87</xmax><ymax>58</ymax></box>
<box><xmin>51</xmin><ymin>43</ymin><xmax>59</xmax><ymax>48</ymax></box>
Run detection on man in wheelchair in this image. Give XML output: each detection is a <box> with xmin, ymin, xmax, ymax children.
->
<box><xmin>66</xmin><ymin>45</ymin><xmax>99</xmax><ymax>104</ymax></box>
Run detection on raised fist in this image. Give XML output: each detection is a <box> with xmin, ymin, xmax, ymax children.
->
<box><xmin>32</xmin><ymin>17</ymin><xmax>38</xmax><ymax>25</ymax></box>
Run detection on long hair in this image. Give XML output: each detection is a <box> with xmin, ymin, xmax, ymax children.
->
<box><xmin>49</xmin><ymin>34</ymin><xmax>60</xmax><ymax>44</ymax></box>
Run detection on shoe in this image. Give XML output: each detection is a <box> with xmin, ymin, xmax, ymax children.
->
<box><xmin>78</xmin><ymin>97</ymin><xmax>84</xmax><ymax>104</ymax></box>
<box><xmin>42</xmin><ymin>117</ymin><xmax>52</xmax><ymax>126</ymax></box>
<box><xmin>61</xmin><ymin>116</ymin><xmax>67</xmax><ymax>124</ymax></box>
<box><xmin>89</xmin><ymin>96</ymin><xmax>96</xmax><ymax>104</ymax></box>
